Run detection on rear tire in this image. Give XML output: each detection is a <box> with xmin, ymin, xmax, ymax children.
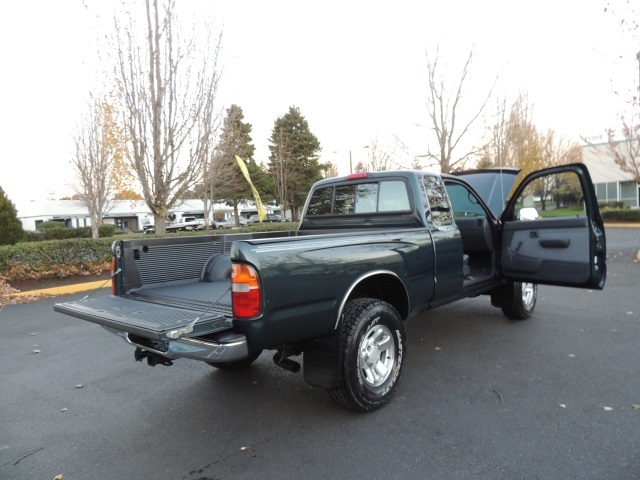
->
<box><xmin>207</xmin><ymin>350</ymin><xmax>263</xmax><ymax>371</ymax></box>
<box><xmin>501</xmin><ymin>281</ymin><xmax>537</xmax><ymax>320</ymax></box>
<box><xmin>329</xmin><ymin>298</ymin><xmax>405</xmax><ymax>412</ymax></box>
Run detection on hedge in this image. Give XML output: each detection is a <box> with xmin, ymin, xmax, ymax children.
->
<box><xmin>599</xmin><ymin>202</ymin><xmax>625</xmax><ymax>210</ymax></box>
<box><xmin>23</xmin><ymin>224</ymin><xmax>122</xmax><ymax>242</ymax></box>
<box><xmin>0</xmin><ymin>223</ymin><xmax>301</xmax><ymax>282</ymax></box>
<box><xmin>0</xmin><ymin>238</ymin><xmax>114</xmax><ymax>281</ymax></box>
<box><xmin>601</xmin><ymin>209</ymin><xmax>640</xmax><ymax>223</ymax></box>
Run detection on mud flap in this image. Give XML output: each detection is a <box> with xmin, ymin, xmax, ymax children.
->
<box><xmin>303</xmin><ymin>331</ymin><xmax>342</xmax><ymax>389</ymax></box>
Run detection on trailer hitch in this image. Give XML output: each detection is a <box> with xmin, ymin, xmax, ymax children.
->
<box><xmin>134</xmin><ymin>347</ymin><xmax>173</xmax><ymax>367</ymax></box>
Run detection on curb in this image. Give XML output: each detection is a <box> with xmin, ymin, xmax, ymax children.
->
<box><xmin>9</xmin><ymin>281</ymin><xmax>110</xmax><ymax>298</ymax></box>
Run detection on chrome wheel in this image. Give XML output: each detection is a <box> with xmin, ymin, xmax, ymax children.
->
<box><xmin>359</xmin><ymin>324</ymin><xmax>395</xmax><ymax>387</ymax></box>
<box><xmin>521</xmin><ymin>282</ymin><xmax>537</xmax><ymax>311</ymax></box>
<box><xmin>499</xmin><ymin>281</ymin><xmax>537</xmax><ymax>320</ymax></box>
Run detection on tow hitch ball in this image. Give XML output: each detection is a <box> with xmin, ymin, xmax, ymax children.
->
<box><xmin>134</xmin><ymin>347</ymin><xmax>173</xmax><ymax>367</ymax></box>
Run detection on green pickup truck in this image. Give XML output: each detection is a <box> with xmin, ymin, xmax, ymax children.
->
<box><xmin>55</xmin><ymin>164</ymin><xmax>606</xmax><ymax>412</ymax></box>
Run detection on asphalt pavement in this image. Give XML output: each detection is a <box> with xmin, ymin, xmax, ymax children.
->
<box><xmin>1</xmin><ymin>226</ymin><xmax>639</xmax><ymax>480</ymax></box>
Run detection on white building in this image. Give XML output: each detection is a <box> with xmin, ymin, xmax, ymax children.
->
<box><xmin>15</xmin><ymin>199</ymin><xmax>273</xmax><ymax>232</ymax></box>
<box><xmin>582</xmin><ymin>139</ymin><xmax>640</xmax><ymax>208</ymax></box>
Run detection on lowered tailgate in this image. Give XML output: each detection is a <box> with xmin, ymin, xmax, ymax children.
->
<box><xmin>55</xmin><ymin>288</ymin><xmax>232</xmax><ymax>341</ymax></box>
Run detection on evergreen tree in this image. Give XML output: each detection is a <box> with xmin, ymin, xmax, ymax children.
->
<box><xmin>267</xmin><ymin>106</ymin><xmax>322</xmax><ymax>220</ymax></box>
<box><xmin>209</xmin><ymin>105</ymin><xmax>271</xmax><ymax>225</ymax></box>
<box><xmin>0</xmin><ymin>186</ymin><xmax>24</xmax><ymax>245</ymax></box>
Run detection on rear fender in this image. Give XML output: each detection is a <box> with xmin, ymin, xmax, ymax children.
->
<box><xmin>304</xmin><ymin>270</ymin><xmax>409</xmax><ymax>390</ymax></box>
<box><xmin>335</xmin><ymin>270</ymin><xmax>409</xmax><ymax>329</ymax></box>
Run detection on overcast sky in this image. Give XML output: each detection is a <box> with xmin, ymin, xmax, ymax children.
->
<box><xmin>1</xmin><ymin>0</ymin><xmax>637</xmax><ymax>206</ymax></box>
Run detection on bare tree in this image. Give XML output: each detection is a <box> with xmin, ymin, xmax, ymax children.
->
<box><xmin>479</xmin><ymin>92</ymin><xmax>542</xmax><ymax>174</ymax></box>
<box><xmin>69</xmin><ymin>100</ymin><xmax>119</xmax><ymax>239</ymax></box>
<box><xmin>504</xmin><ymin>93</ymin><xmax>542</xmax><ymax>174</ymax></box>
<box><xmin>605</xmin><ymin>0</ymin><xmax>639</xmax><ymax>40</ymax></box>
<box><xmin>322</xmin><ymin>162</ymin><xmax>339</xmax><ymax>178</ymax></box>
<box><xmin>533</xmin><ymin>129</ymin><xmax>582</xmax><ymax>210</ymax></box>
<box><xmin>113</xmin><ymin>0</ymin><xmax>222</xmax><ymax>233</ymax></box>
<box><xmin>367</xmin><ymin>137</ymin><xmax>395</xmax><ymax>171</ymax></box>
<box><xmin>392</xmin><ymin>135</ymin><xmax>432</xmax><ymax>170</ymax></box>
<box><xmin>479</xmin><ymin>97</ymin><xmax>510</xmax><ymax>168</ymax></box>
<box><xmin>606</xmin><ymin>100</ymin><xmax>640</xmax><ymax>182</ymax></box>
<box><xmin>424</xmin><ymin>46</ymin><xmax>495</xmax><ymax>173</ymax></box>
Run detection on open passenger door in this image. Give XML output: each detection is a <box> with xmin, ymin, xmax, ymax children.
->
<box><xmin>499</xmin><ymin>163</ymin><xmax>606</xmax><ymax>289</ymax></box>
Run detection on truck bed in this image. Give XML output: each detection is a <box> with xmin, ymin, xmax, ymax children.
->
<box><xmin>54</xmin><ymin>233</ymin><xmax>294</xmax><ymax>341</ymax></box>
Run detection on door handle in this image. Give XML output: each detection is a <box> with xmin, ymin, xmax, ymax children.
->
<box><xmin>539</xmin><ymin>239</ymin><xmax>571</xmax><ymax>248</ymax></box>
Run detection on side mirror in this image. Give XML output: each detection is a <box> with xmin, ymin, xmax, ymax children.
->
<box><xmin>518</xmin><ymin>207</ymin><xmax>539</xmax><ymax>221</ymax></box>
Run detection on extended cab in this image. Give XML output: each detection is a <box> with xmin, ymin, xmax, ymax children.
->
<box><xmin>55</xmin><ymin>164</ymin><xmax>606</xmax><ymax>412</ymax></box>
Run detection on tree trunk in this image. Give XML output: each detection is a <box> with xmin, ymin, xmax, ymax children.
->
<box><xmin>154</xmin><ymin>214</ymin><xmax>167</xmax><ymax>233</ymax></box>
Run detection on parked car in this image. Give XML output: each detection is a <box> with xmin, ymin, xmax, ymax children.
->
<box><xmin>165</xmin><ymin>216</ymin><xmax>205</xmax><ymax>232</ymax></box>
<box><xmin>217</xmin><ymin>216</ymin><xmax>248</xmax><ymax>228</ymax></box>
<box><xmin>144</xmin><ymin>217</ymin><xmax>207</xmax><ymax>234</ymax></box>
<box><xmin>249</xmin><ymin>214</ymin><xmax>282</xmax><ymax>223</ymax></box>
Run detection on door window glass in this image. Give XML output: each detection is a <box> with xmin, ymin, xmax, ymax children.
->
<box><xmin>514</xmin><ymin>171</ymin><xmax>585</xmax><ymax>220</ymax></box>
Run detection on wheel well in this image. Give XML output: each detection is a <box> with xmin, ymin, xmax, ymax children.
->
<box><xmin>346</xmin><ymin>273</ymin><xmax>409</xmax><ymax>319</ymax></box>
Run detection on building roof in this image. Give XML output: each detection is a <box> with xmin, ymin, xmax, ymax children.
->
<box><xmin>15</xmin><ymin>199</ymin><xmax>244</xmax><ymax>220</ymax></box>
<box><xmin>582</xmin><ymin>140</ymin><xmax>638</xmax><ymax>183</ymax></box>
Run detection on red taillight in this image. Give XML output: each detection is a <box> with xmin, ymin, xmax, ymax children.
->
<box><xmin>111</xmin><ymin>257</ymin><xmax>117</xmax><ymax>295</ymax></box>
<box><xmin>232</xmin><ymin>264</ymin><xmax>261</xmax><ymax>318</ymax></box>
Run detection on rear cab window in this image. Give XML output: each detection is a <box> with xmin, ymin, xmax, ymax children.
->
<box><xmin>306</xmin><ymin>179</ymin><xmax>411</xmax><ymax>216</ymax></box>
<box><xmin>302</xmin><ymin>177</ymin><xmax>418</xmax><ymax>230</ymax></box>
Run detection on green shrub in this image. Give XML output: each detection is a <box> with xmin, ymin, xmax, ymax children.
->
<box><xmin>0</xmin><ymin>186</ymin><xmax>25</xmax><ymax>245</ymax></box>
<box><xmin>241</xmin><ymin>221</ymin><xmax>299</xmax><ymax>233</ymax></box>
<box><xmin>23</xmin><ymin>224</ymin><xmax>121</xmax><ymax>241</ymax></box>
<box><xmin>37</xmin><ymin>220</ymin><xmax>67</xmax><ymax>231</ymax></box>
<box><xmin>0</xmin><ymin>238</ymin><xmax>114</xmax><ymax>280</ymax></box>
<box><xmin>601</xmin><ymin>209</ymin><xmax>640</xmax><ymax>223</ymax></box>
<box><xmin>599</xmin><ymin>201</ymin><xmax>625</xmax><ymax>210</ymax></box>
<box><xmin>23</xmin><ymin>226</ymin><xmax>92</xmax><ymax>242</ymax></box>
<box><xmin>99</xmin><ymin>224</ymin><xmax>116</xmax><ymax>237</ymax></box>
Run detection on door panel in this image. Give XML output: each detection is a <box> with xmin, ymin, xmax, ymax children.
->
<box><xmin>502</xmin><ymin>217</ymin><xmax>590</xmax><ymax>284</ymax></box>
<box><xmin>500</xmin><ymin>164</ymin><xmax>606</xmax><ymax>290</ymax></box>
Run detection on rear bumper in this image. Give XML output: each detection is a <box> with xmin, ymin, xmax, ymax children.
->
<box><xmin>104</xmin><ymin>327</ymin><xmax>249</xmax><ymax>363</ymax></box>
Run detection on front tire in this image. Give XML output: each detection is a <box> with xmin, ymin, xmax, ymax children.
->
<box><xmin>329</xmin><ymin>298</ymin><xmax>406</xmax><ymax>412</ymax></box>
<box><xmin>501</xmin><ymin>281</ymin><xmax>537</xmax><ymax>320</ymax></box>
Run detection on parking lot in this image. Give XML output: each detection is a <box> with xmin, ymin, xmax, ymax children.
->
<box><xmin>1</xmin><ymin>227</ymin><xmax>639</xmax><ymax>480</ymax></box>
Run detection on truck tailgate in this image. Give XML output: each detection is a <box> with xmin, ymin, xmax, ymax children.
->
<box><xmin>54</xmin><ymin>295</ymin><xmax>232</xmax><ymax>340</ymax></box>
